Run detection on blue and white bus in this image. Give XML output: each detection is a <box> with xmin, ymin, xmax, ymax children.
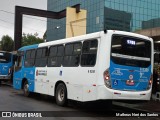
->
<box><xmin>0</xmin><ymin>51</ymin><xmax>16</xmax><ymax>85</ymax></box>
<box><xmin>13</xmin><ymin>30</ymin><xmax>153</xmax><ymax>106</ymax></box>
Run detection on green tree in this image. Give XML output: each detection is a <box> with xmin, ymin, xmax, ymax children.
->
<box><xmin>1</xmin><ymin>35</ymin><xmax>14</xmax><ymax>52</ymax></box>
<box><xmin>22</xmin><ymin>33</ymin><xmax>44</xmax><ymax>46</ymax></box>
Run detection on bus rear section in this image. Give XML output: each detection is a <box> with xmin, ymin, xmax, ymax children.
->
<box><xmin>0</xmin><ymin>52</ymin><xmax>14</xmax><ymax>84</ymax></box>
<box><xmin>98</xmin><ymin>32</ymin><xmax>153</xmax><ymax>101</ymax></box>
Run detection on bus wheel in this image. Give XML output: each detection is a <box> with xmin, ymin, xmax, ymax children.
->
<box><xmin>55</xmin><ymin>83</ymin><xmax>67</xmax><ymax>106</ymax></box>
<box><xmin>23</xmin><ymin>81</ymin><xmax>30</xmax><ymax>97</ymax></box>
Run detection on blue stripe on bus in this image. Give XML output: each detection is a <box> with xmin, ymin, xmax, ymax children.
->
<box><xmin>110</xmin><ymin>61</ymin><xmax>151</xmax><ymax>91</ymax></box>
<box><xmin>19</xmin><ymin>44</ymin><xmax>39</xmax><ymax>51</ymax></box>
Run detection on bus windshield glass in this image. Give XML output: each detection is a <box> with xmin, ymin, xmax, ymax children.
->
<box><xmin>111</xmin><ymin>35</ymin><xmax>151</xmax><ymax>67</ymax></box>
<box><xmin>0</xmin><ymin>52</ymin><xmax>11</xmax><ymax>63</ymax></box>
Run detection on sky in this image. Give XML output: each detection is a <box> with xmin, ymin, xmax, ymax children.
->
<box><xmin>0</xmin><ymin>0</ymin><xmax>47</xmax><ymax>40</ymax></box>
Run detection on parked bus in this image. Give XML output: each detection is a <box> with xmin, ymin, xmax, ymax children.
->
<box><xmin>0</xmin><ymin>51</ymin><xmax>16</xmax><ymax>85</ymax></box>
<box><xmin>13</xmin><ymin>30</ymin><xmax>153</xmax><ymax>106</ymax></box>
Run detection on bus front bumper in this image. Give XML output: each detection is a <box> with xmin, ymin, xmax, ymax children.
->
<box><xmin>0</xmin><ymin>75</ymin><xmax>11</xmax><ymax>80</ymax></box>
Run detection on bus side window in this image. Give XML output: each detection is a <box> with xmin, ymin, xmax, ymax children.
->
<box><xmin>63</xmin><ymin>42</ymin><xmax>81</xmax><ymax>67</ymax></box>
<box><xmin>25</xmin><ymin>49</ymin><xmax>36</xmax><ymax>67</ymax></box>
<box><xmin>47</xmin><ymin>45</ymin><xmax>64</xmax><ymax>67</ymax></box>
<box><xmin>81</xmin><ymin>39</ymin><xmax>98</xmax><ymax>66</ymax></box>
<box><xmin>35</xmin><ymin>47</ymin><xmax>48</xmax><ymax>67</ymax></box>
<box><xmin>48</xmin><ymin>46</ymin><xmax>58</xmax><ymax>67</ymax></box>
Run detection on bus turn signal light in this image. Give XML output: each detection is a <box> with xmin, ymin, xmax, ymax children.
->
<box><xmin>147</xmin><ymin>74</ymin><xmax>153</xmax><ymax>90</ymax></box>
<box><xmin>104</xmin><ymin>69</ymin><xmax>111</xmax><ymax>88</ymax></box>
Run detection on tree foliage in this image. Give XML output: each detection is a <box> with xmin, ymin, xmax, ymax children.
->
<box><xmin>0</xmin><ymin>33</ymin><xmax>44</xmax><ymax>52</ymax></box>
<box><xmin>22</xmin><ymin>33</ymin><xmax>44</xmax><ymax>46</ymax></box>
<box><xmin>1</xmin><ymin>35</ymin><xmax>14</xmax><ymax>52</ymax></box>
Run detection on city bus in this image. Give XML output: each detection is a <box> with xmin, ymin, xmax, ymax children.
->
<box><xmin>0</xmin><ymin>51</ymin><xmax>16</xmax><ymax>85</ymax></box>
<box><xmin>13</xmin><ymin>30</ymin><xmax>153</xmax><ymax>106</ymax></box>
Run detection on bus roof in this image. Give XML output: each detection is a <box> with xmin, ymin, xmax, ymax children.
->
<box><xmin>18</xmin><ymin>30</ymin><xmax>152</xmax><ymax>51</ymax></box>
<box><xmin>18</xmin><ymin>44</ymin><xmax>38</xmax><ymax>51</ymax></box>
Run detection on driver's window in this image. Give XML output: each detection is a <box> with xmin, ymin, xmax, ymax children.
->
<box><xmin>17</xmin><ymin>56</ymin><xmax>22</xmax><ymax>67</ymax></box>
<box><xmin>15</xmin><ymin>55</ymin><xmax>23</xmax><ymax>71</ymax></box>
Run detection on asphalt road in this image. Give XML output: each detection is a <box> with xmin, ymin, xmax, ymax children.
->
<box><xmin>0</xmin><ymin>84</ymin><xmax>159</xmax><ymax>120</ymax></box>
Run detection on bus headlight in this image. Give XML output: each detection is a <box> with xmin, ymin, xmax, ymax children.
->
<box><xmin>103</xmin><ymin>69</ymin><xmax>111</xmax><ymax>88</ymax></box>
<box><xmin>147</xmin><ymin>74</ymin><xmax>153</xmax><ymax>90</ymax></box>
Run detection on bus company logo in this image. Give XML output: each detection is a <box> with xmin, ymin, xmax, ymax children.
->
<box><xmin>111</xmin><ymin>69</ymin><xmax>123</xmax><ymax>76</ymax></box>
<box><xmin>36</xmin><ymin>70</ymin><xmax>47</xmax><ymax>76</ymax></box>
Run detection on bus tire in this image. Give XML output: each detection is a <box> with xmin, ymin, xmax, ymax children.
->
<box><xmin>55</xmin><ymin>83</ymin><xmax>67</xmax><ymax>106</ymax></box>
<box><xmin>23</xmin><ymin>81</ymin><xmax>30</xmax><ymax>97</ymax></box>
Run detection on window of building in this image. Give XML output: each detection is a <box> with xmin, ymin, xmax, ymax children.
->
<box><xmin>35</xmin><ymin>47</ymin><xmax>48</xmax><ymax>67</ymax></box>
<box><xmin>24</xmin><ymin>49</ymin><xmax>36</xmax><ymax>67</ymax></box>
<box><xmin>81</xmin><ymin>39</ymin><xmax>98</xmax><ymax>66</ymax></box>
<box><xmin>47</xmin><ymin>45</ymin><xmax>64</xmax><ymax>67</ymax></box>
<box><xmin>63</xmin><ymin>42</ymin><xmax>82</xmax><ymax>67</ymax></box>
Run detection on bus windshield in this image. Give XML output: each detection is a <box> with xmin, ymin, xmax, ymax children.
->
<box><xmin>0</xmin><ymin>52</ymin><xmax>11</xmax><ymax>63</ymax></box>
<box><xmin>111</xmin><ymin>35</ymin><xmax>151</xmax><ymax>67</ymax></box>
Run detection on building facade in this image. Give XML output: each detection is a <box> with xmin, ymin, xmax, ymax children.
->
<box><xmin>47</xmin><ymin>0</ymin><xmax>160</xmax><ymax>41</ymax></box>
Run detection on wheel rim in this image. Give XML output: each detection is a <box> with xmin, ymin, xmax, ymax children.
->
<box><xmin>58</xmin><ymin>88</ymin><xmax>64</xmax><ymax>102</ymax></box>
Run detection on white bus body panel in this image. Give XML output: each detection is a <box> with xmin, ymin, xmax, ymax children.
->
<box><xmin>97</xmin><ymin>85</ymin><xmax>151</xmax><ymax>100</ymax></box>
<box><xmin>34</xmin><ymin>30</ymin><xmax>153</xmax><ymax>102</ymax></box>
